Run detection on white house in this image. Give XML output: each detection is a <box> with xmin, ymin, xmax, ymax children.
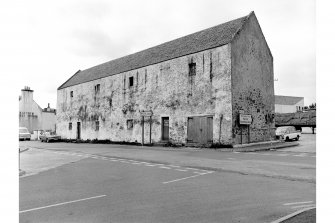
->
<box><xmin>275</xmin><ymin>95</ymin><xmax>304</xmax><ymax>113</ymax></box>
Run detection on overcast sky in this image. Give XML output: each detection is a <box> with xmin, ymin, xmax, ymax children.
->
<box><xmin>3</xmin><ymin>0</ymin><xmax>315</xmax><ymax>108</ymax></box>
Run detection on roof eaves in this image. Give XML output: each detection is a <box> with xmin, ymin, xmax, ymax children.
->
<box><xmin>57</xmin><ymin>70</ymin><xmax>81</xmax><ymax>90</ymax></box>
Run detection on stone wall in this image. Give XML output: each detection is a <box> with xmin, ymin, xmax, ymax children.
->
<box><xmin>231</xmin><ymin>12</ymin><xmax>275</xmax><ymax>144</ymax></box>
<box><xmin>57</xmin><ymin>45</ymin><xmax>233</xmax><ymax>145</ymax></box>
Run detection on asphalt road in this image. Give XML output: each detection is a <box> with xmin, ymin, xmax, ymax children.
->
<box><xmin>19</xmin><ymin>137</ymin><xmax>315</xmax><ymax>223</ymax></box>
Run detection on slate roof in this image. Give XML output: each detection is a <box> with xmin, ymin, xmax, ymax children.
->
<box><xmin>58</xmin><ymin>13</ymin><xmax>250</xmax><ymax>90</ymax></box>
<box><xmin>275</xmin><ymin>95</ymin><xmax>304</xmax><ymax>105</ymax></box>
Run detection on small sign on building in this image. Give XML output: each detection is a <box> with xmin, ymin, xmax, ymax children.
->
<box><xmin>239</xmin><ymin>114</ymin><xmax>252</xmax><ymax>125</ymax></box>
<box><xmin>140</xmin><ymin>110</ymin><xmax>153</xmax><ymax>116</ymax></box>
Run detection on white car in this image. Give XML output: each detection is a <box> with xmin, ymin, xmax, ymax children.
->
<box><xmin>19</xmin><ymin>127</ymin><xmax>31</xmax><ymax>141</ymax></box>
<box><xmin>276</xmin><ymin>126</ymin><xmax>301</xmax><ymax>141</ymax></box>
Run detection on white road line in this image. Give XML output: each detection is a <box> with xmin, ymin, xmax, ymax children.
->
<box><xmin>227</xmin><ymin>158</ymin><xmax>236</xmax><ymax>160</ymax></box>
<box><xmin>19</xmin><ymin>195</ymin><xmax>106</xmax><ymax>214</ymax></box>
<box><xmin>277</xmin><ymin>154</ymin><xmax>290</xmax><ymax>156</ymax></box>
<box><xmin>293</xmin><ymin>154</ymin><xmax>307</xmax><ymax>157</ymax></box>
<box><xmin>260</xmin><ymin>153</ymin><xmax>271</xmax><ymax>156</ymax></box>
<box><xmin>145</xmin><ymin>164</ymin><xmax>157</xmax><ymax>167</ymax></box>
<box><xmin>167</xmin><ymin>165</ymin><xmax>180</xmax><ymax>168</ymax></box>
<box><xmin>185</xmin><ymin>167</ymin><xmax>198</xmax><ymax>170</ymax></box>
<box><xmin>291</xmin><ymin>204</ymin><xmax>316</xmax><ymax>209</ymax></box>
<box><xmin>159</xmin><ymin>166</ymin><xmax>171</xmax><ymax>169</ymax></box>
<box><xmin>131</xmin><ymin>162</ymin><xmax>142</xmax><ymax>165</ymax></box>
<box><xmin>163</xmin><ymin>174</ymin><xmax>203</xmax><ymax>184</ymax></box>
<box><xmin>175</xmin><ymin>169</ymin><xmax>188</xmax><ymax>172</ymax></box>
<box><xmin>283</xmin><ymin>201</ymin><xmax>313</xmax><ymax>206</ymax></box>
<box><xmin>120</xmin><ymin>161</ymin><xmax>131</xmax><ymax>164</ymax></box>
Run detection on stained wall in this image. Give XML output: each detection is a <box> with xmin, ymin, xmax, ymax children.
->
<box><xmin>57</xmin><ymin>45</ymin><xmax>233</xmax><ymax>145</ymax></box>
<box><xmin>231</xmin><ymin>12</ymin><xmax>275</xmax><ymax>144</ymax></box>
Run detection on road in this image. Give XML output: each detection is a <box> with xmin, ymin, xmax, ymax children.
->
<box><xmin>19</xmin><ymin>134</ymin><xmax>315</xmax><ymax>223</ymax></box>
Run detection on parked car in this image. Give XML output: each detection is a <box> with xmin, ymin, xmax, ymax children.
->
<box><xmin>19</xmin><ymin>127</ymin><xmax>31</xmax><ymax>141</ymax></box>
<box><xmin>40</xmin><ymin>132</ymin><xmax>61</xmax><ymax>143</ymax></box>
<box><xmin>276</xmin><ymin>126</ymin><xmax>301</xmax><ymax>141</ymax></box>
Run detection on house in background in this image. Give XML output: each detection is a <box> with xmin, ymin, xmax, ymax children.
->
<box><xmin>274</xmin><ymin>95</ymin><xmax>304</xmax><ymax>113</ymax></box>
<box><xmin>57</xmin><ymin>11</ymin><xmax>275</xmax><ymax>146</ymax></box>
<box><xmin>19</xmin><ymin>86</ymin><xmax>56</xmax><ymax>134</ymax></box>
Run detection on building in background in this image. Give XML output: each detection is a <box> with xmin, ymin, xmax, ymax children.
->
<box><xmin>19</xmin><ymin>86</ymin><xmax>56</xmax><ymax>134</ymax></box>
<box><xmin>57</xmin><ymin>12</ymin><xmax>275</xmax><ymax>146</ymax></box>
<box><xmin>275</xmin><ymin>95</ymin><xmax>304</xmax><ymax>113</ymax></box>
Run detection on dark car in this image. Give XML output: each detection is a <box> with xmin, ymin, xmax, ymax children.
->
<box><xmin>40</xmin><ymin>132</ymin><xmax>61</xmax><ymax>143</ymax></box>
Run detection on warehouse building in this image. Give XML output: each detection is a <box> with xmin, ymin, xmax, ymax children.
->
<box><xmin>57</xmin><ymin>11</ymin><xmax>275</xmax><ymax>146</ymax></box>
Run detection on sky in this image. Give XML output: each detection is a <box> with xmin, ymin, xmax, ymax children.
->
<box><xmin>3</xmin><ymin>0</ymin><xmax>315</xmax><ymax>108</ymax></box>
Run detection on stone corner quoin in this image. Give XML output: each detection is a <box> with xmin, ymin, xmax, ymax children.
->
<box><xmin>56</xmin><ymin>12</ymin><xmax>275</xmax><ymax>147</ymax></box>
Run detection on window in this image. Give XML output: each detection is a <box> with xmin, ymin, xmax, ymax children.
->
<box><xmin>129</xmin><ymin>76</ymin><xmax>134</xmax><ymax>88</ymax></box>
<box><xmin>189</xmin><ymin>62</ymin><xmax>196</xmax><ymax>76</ymax></box>
<box><xmin>69</xmin><ymin>122</ymin><xmax>72</xmax><ymax>130</ymax></box>
<box><xmin>94</xmin><ymin>84</ymin><xmax>100</xmax><ymax>93</ymax></box>
<box><xmin>95</xmin><ymin>120</ymin><xmax>99</xmax><ymax>131</ymax></box>
<box><xmin>70</xmin><ymin>91</ymin><xmax>73</xmax><ymax>97</ymax></box>
<box><xmin>127</xmin><ymin>119</ymin><xmax>133</xmax><ymax>130</ymax></box>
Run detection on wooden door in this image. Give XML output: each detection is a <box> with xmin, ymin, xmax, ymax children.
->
<box><xmin>76</xmin><ymin>122</ymin><xmax>81</xmax><ymax>140</ymax></box>
<box><xmin>187</xmin><ymin>117</ymin><xmax>196</xmax><ymax>142</ymax></box>
<box><xmin>162</xmin><ymin>117</ymin><xmax>169</xmax><ymax>141</ymax></box>
<box><xmin>187</xmin><ymin>116</ymin><xmax>213</xmax><ymax>144</ymax></box>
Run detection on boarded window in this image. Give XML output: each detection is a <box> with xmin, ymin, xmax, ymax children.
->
<box><xmin>69</xmin><ymin>122</ymin><xmax>72</xmax><ymax>130</ymax></box>
<box><xmin>95</xmin><ymin>121</ymin><xmax>99</xmax><ymax>131</ymax></box>
<box><xmin>129</xmin><ymin>76</ymin><xmax>134</xmax><ymax>87</ymax></box>
<box><xmin>189</xmin><ymin>62</ymin><xmax>196</xmax><ymax>76</ymax></box>
<box><xmin>70</xmin><ymin>91</ymin><xmax>73</xmax><ymax>97</ymax></box>
<box><xmin>127</xmin><ymin>119</ymin><xmax>133</xmax><ymax>130</ymax></box>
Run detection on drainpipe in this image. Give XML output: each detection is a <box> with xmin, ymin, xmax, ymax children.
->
<box><xmin>219</xmin><ymin>114</ymin><xmax>223</xmax><ymax>143</ymax></box>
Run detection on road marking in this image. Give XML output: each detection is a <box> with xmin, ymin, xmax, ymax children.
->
<box><xmin>293</xmin><ymin>153</ymin><xmax>307</xmax><ymax>157</ymax></box>
<box><xmin>145</xmin><ymin>164</ymin><xmax>157</xmax><ymax>166</ymax></box>
<box><xmin>233</xmin><ymin>152</ymin><xmax>240</xmax><ymax>154</ymax></box>
<box><xmin>291</xmin><ymin>204</ymin><xmax>316</xmax><ymax>209</ymax></box>
<box><xmin>283</xmin><ymin>201</ymin><xmax>313</xmax><ymax>206</ymax></box>
<box><xmin>175</xmin><ymin>169</ymin><xmax>188</xmax><ymax>172</ymax></box>
<box><xmin>167</xmin><ymin>165</ymin><xmax>180</xmax><ymax>168</ymax></box>
<box><xmin>120</xmin><ymin>160</ymin><xmax>131</xmax><ymax>164</ymax></box>
<box><xmin>185</xmin><ymin>167</ymin><xmax>198</xmax><ymax>170</ymax></box>
<box><xmin>277</xmin><ymin>153</ymin><xmax>290</xmax><ymax>156</ymax></box>
<box><xmin>159</xmin><ymin>166</ymin><xmax>171</xmax><ymax>169</ymax></box>
<box><xmin>260</xmin><ymin>153</ymin><xmax>271</xmax><ymax>156</ymax></box>
<box><xmin>19</xmin><ymin>195</ymin><xmax>106</xmax><ymax>214</ymax></box>
<box><xmin>227</xmin><ymin>158</ymin><xmax>236</xmax><ymax>160</ymax></box>
<box><xmin>271</xmin><ymin>207</ymin><xmax>316</xmax><ymax>223</ymax></box>
<box><xmin>131</xmin><ymin>162</ymin><xmax>141</xmax><ymax>165</ymax></box>
<box><xmin>163</xmin><ymin>174</ymin><xmax>203</xmax><ymax>184</ymax></box>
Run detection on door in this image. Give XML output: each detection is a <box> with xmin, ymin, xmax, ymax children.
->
<box><xmin>187</xmin><ymin>116</ymin><xmax>213</xmax><ymax>144</ymax></box>
<box><xmin>162</xmin><ymin>117</ymin><xmax>169</xmax><ymax>141</ymax></box>
<box><xmin>76</xmin><ymin>122</ymin><xmax>81</xmax><ymax>140</ymax></box>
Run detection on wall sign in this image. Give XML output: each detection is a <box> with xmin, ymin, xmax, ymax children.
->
<box><xmin>239</xmin><ymin>114</ymin><xmax>252</xmax><ymax>125</ymax></box>
<box><xmin>140</xmin><ymin>110</ymin><xmax>153</xmax><ymax>116</ymax></box>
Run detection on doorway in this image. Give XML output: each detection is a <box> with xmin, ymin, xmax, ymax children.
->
<box><xmin>161</xmin><ymin>117</ymin><xmax>169</xmax><ymax>141</ymax></box>
<box><xmin>187</xmin><ymin>116</ymin><xmax>213</xmax><ymax>144</ymax></box>
<box><xmin>76</xmin><ymin>122</ymin><xmax>81</xmax><ymax>140</ymax></box>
